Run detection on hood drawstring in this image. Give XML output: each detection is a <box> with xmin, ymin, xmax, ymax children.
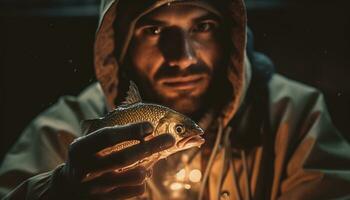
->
<box><xmin>229</xmin><ymin>150</ymin><xmax>251</xmax><ymax>200</ymax></box>
<box><xmin>230</xmin><ymin>150</ymin><xmax>252</xmax><ymax>200</ymax></box>
<box><xmin>217</xmin><ymin>126</ymin><xmax>233</xmax><ymax>200</ymax></box>
<box><xmin>226</xmin><ymin>126</ymin><xmax>243</xmax><ymax>200</ymax></box>
<box><xmin>222</xmin><ymin>126</ymin><xmax>252</xmax><ymax>200</ymax></box>
<box><xmin>231</xmin><ymin>158</ymin><xmax>243</xmax><ymax>200</ymax></box>
<box><xmin>198</xmin><ymin>120</ymin><xmax>253</xmax><ymax>200</ymax></box>
<box><xmin>241</xmin><ymin>150</ymin><xmax>252</xmax><ymax>200</ymax></box>
<box><xmin>198</xmin><ymin>119</ymin><xmax>224</xmax><ymax>200</ymax></box>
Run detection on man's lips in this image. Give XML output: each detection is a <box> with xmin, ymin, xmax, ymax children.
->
<box><xmin>159</xmin><ymin>75</ymin><xmax>206</xmax><ymax>90</ymax></box>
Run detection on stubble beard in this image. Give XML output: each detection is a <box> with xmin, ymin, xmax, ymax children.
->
<box><xmin>133</xmin><ymin>76</ymin><xmax>204</xmax><ymax>115</ymax></box>
<box><xmin>156</xmin><ymin>90</ymin><xmax>203</xmax><ymax>115</ymax></box>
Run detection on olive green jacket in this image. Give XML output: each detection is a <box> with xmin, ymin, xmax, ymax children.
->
<box><xmin>1</xmin><ymin>74</ymin><xmax>349</xmax><ymax>200</ymax></box>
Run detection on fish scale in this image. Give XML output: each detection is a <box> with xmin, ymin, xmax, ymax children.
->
<box><xmin>92</xmin><ymin>104</ymin><xmax>170</xmax><ymax>159</ymax></box>
<box><xmin>98</xmin><ymin>103</ymin><xmax>168</xmax><ymax>130</ymax></box>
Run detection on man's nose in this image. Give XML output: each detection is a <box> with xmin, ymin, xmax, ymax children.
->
<box><xmin>159</xmin><ymin>28</ymin><xmax>198</xmax><ymax>70</ymax></box>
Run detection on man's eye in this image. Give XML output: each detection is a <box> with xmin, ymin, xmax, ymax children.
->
<box><xmin>143</xmin><ymin>26</ymin><xmax>162</xmax><ymax>36</ymax></box>
<box><xmin>193</xmin><ymin>22</ymin><xmax>216</xmax><ymax>33</ymax></box>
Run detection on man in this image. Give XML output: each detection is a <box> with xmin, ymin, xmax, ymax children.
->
<box><xmin>1</xmin><ymin>0</ymin><xmax>350</xmax><ymax>199</ymax></box>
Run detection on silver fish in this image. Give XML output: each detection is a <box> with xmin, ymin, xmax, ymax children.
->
<box><xmin>82</xmin><ymin>81</ymin><xmax>204</xmax><ymax>181</ymax></box>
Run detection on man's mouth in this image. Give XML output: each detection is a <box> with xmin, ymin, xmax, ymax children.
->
<box><xmin>160</xmin><ymin>75</ymin><xmax>205</xmax><ymax>90</ymax></box>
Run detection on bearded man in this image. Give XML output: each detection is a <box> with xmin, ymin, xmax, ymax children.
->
<box><xmin>1</xmin><ymin>0</ymin><xmax>350</xmax><ymax>199</ymax></box>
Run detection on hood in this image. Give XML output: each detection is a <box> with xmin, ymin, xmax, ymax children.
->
<box><xmin>94</xmin><ymin>0</ymin><xmax>251</xmax><ymax>127</ymax></box>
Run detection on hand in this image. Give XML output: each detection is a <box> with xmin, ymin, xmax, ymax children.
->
<box><xmin>53</xmin><ymin>121</ymin><xmax>175</xmax><ymax>199</ymax></box>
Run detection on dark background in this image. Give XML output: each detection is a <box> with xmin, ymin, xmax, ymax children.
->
<box><xmin>1</xmin><ymin>0</ymin><xmax>349</xmax><ymax>162</ymax></box>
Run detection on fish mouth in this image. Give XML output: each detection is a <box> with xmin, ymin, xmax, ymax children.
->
<box><xmin>177</xmin><ymin>135</ymin><xmax>205</xmax><ymax>149</ymax></box>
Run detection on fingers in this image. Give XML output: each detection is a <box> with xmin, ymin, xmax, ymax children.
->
<box><xmin>88</xmin><ymin>133</ymin><xmax>175</xmax><ymax>173</ymax></box>
<box><xmin>70</xmin><ymin>122</ymin><xmax>154</xmax><ymax>155</ymax></box>
<box><xmin>84</xmin><ymin>167</ymin><xmax>150</xmax><ymax>195</ymax></box>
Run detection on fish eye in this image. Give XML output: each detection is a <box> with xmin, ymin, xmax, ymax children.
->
<box><xmin>175</xmin><ymin>124</ymin><xmax>185</xmax><ymax>134</ymax></box>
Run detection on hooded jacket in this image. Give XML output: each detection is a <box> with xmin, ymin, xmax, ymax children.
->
<box><xmin>1</xmin><ymin>0</ymin><xmax>350</xmax><ymax>199</ymax></box>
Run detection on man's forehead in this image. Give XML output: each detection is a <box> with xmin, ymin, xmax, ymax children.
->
<box><xmin>137</xmin><ymin>3</ymin><xmax>219</xmax><ymax>26</ymax></box>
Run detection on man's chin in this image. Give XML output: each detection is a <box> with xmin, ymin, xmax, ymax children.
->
<box><xmin>150</xmin><ymin>84</ymin><xmax>208</xmax><ymax>114</ymax></box>
<box><xmin>159</xmin><ymin>96</ymin><xmax>201</xmax><ymax>115</ymax></box>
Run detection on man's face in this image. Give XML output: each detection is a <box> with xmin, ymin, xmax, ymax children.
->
<box><xmin>127</xmin><ymin>3</ymin><xmax>225</xmax><ymax>115</ymax></box>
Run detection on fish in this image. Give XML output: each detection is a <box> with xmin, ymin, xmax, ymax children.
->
<box><xmin>82</xmin><ymin>81</ymin><xmax>205</xmax><ymax>181</ymax></box>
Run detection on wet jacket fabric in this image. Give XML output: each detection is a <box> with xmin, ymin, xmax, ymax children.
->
<box><xmin>1</xmin><ymin>0</ymin><xmax>350</xmax><ymax>199</ymax></box>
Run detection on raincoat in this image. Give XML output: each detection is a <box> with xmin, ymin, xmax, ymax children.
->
<box><xmin>1</xmin><ymin>0</ymin><xmax>350</xmax><ymax>199</ymax></box>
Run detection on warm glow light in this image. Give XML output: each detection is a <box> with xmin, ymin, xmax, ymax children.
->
<box><xmin>184</xmin><ymin>184</ymin><xmax>191</xmax><ymax>190</ymax></box>
<box><xmin>170</xmin><ymin>182</ymin><xmax>183</xmax><ymax>190</ymax></box>
<box><xmin>189</xmin><ymin>169</ymin><xmax>202</xmax><ymax>183</ymax></box>
<box><xmin>175</xmin><ymin>169</ymin><xmax>186</xmax><ymax>181</ymax></box>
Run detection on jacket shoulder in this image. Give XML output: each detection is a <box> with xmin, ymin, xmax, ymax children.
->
<box><xmin>0</xmin><ymin>83</ymin><xmax>107</xmax><ymax>198</ymax></box>
<box><xmin>267</xmin><ymin>75</ymin><xmax>350</xmax><ymax>200</ymax></box>
<box><xmin>32</xmin><ymin>82</ymin><xmax>106</xmax><ymax>137</ymax></box>
<box><xmin>0</xmin><ymin>83</ymin><xmax>107</xmax><ymax>175</ymax></box>
<box><xmin>267</xmin><ymin>74</ymin><xmax>326</xmax><ymax>134</ymax></box>
<box><xmin>268</xmin><ymin>74</ymin><xmax>322</xmax><ymax>103</ymax></box>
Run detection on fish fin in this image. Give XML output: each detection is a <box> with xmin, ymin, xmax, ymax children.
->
<box><xmin>81</xmin><ymin>119</ymin><xmax>99</xmax><ymax>135</ymax></box>
<box><xmin>153</xmin><ymin>117</ymin><xmax>169</xmax><ymax>136</ymax></box>
<box><xmin>123</xmin><ymin>81</ymin><xmax>142</xmax><ymax>105</ymax></box>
